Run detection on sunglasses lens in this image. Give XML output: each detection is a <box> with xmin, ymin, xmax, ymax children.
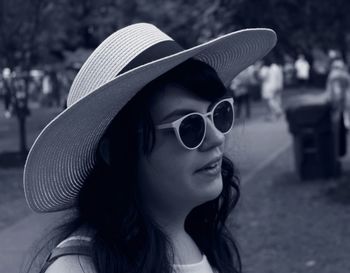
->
<box><xmin>179</xmin><ymin>114</ymin><xmax>205</xmax><ymax>148</ymax></box>
<box><xmin>213</xmin><ymin>100</ymin><xmax>234</xmax><ymax>133</ymax></box>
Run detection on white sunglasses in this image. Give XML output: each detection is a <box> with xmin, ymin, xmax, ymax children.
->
<box><xmin>156</xmin><ymin>98</ymin><xmax>234</xmax><ymax>150</ymax></box>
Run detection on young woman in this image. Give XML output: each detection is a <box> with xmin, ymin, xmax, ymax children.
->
<box><xmin>23</xmin><ymin>23</ymin><xmax>276</xmax><ymax>273</ymax></box>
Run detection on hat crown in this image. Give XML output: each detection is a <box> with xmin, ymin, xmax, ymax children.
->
<box><xmin>67</xmin><ymin>23</ymin><xmax>174</xmax><ymax>107</ymax></box>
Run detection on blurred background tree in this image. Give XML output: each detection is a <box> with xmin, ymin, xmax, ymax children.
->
<box><xmin>1</xmin><ymin>0</ymin><xmax>349</xmax><ymax>156</ymax></box>
<box><xmin>1</xmin><ymin>0</ymin><xmax>350</xmax><ymax>68</ymax></box>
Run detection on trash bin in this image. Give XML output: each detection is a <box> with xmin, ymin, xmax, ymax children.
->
<box><xmin>286</xmin><ymin>95</ymin><xmax>342</xmax><ymax>180</ymax></box>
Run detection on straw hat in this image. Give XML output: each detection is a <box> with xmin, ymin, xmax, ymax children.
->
<box><xmin>24</xmin><ymin>23</ymin><xmax>277</xmax><ymax>212</ymax></box>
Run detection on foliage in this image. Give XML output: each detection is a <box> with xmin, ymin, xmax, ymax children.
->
<box><xmin>0</xmin><ymin>0</ymin><xmax>350</xmax><ymax>68</ymax></box>
<box><xmin>231</xmin><ymin>0</ymin><xmax>350</xmax><ymax>59</ymax></box>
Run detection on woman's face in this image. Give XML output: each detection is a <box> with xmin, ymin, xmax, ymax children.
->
<box><xmin>138</xmin><ymin>84</ymin><xmax>227</xmax><ymax>215</ymax></box>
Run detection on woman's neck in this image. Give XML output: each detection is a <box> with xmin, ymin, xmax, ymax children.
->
<box><xmin>144</xmin><ymin>200</ymin><xmax>203</xmax><ymax>264</ymax></box>
<box><xmin>169</xmin><ymin>228</ymin><xmax>203</xmax><ymax>265</ymax></box>
<box><xmin>154</xmin><ymin>213</ymin><xmax>203</xmax><ymax>265</ymax></box>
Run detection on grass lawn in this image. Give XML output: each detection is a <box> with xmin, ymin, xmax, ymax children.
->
<box><xmin>234</xmin><ymin>145</ymin><xmax>350</xmax><ymax>273</ymax></box>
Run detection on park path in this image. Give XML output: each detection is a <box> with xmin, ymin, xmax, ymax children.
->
<box><xmin>228</xmin><ymin>117</ymin><xmax>292</xmax><ymax>183</ymax></box>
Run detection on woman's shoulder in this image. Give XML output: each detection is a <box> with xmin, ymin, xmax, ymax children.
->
<box><xmin>43</xmin><ymin>230</ymin><xmax>96</xmax><ymax>273</ymax></box>
<box><xmin>44</xmin><ymin>254</ymin><xmax>96</xmax><ymax>273</ymax></box>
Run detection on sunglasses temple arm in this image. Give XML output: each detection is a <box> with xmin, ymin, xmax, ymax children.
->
<box><xmin>156</xmin><ymin>123</ymin><xmax>175</xmax><ymax>130</ymax></box>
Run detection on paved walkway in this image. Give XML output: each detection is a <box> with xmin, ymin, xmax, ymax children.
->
<box><xmin>228</xmin><ymin>117</ymin><xmax>292</xmax><ymax>183</ymax></box>
<box><xmin>0</xmin><ymin>103</ymin><xmax>292</xmax><ymax>273</ymax></box>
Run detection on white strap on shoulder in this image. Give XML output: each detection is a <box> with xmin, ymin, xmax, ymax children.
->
<box><xmin>56</xmin><ymin>235</ymin><xmax>92</xmax><ymax>248</ymax></box>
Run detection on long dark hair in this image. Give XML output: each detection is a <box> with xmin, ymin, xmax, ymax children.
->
<box><xmin>26</xmin><ymin>59</ymin><xmax>241</xmax><ymax>273</ymax></box>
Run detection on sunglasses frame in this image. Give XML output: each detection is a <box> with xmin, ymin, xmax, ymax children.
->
<box><xmin>156</xmin><ymin>97</ymin><xmax>234</xmax><ymax>150</ymax></box>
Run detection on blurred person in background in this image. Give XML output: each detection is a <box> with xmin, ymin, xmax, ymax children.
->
<box><xmin>249</xmin><ymin>62</ymin><xmax>262</xmax><ymax>101</ymax></box>
<box><xmin>41</xmin><ymin>68</ymin><xmax>61</xmax><ymax>108</ymax></box>
<box><xmin>283</xmin><ymin>55</ymin><xmax>295</xmax><ymax>87</ymax></box>
<box><xmin>294</xmin><ymin>54</ymin><xmax>310</xmax><ymax>88</ymax></box>
<box><xmin>41</xmin><ymin>68</ymin><xmax>53</xmax><ymax>107</ymax></box>
<box><xmin>11</xmin><ymin>67</ymin><xmax>31</xmax><ymax>119</ymax></box>
<box><xmin>60</xmin><ymin>65</ymin><xmax>79</xmax><ymax>109</ymax></box>
<box><xmin>28</xmin><ymin>69</ymin><xmax>45</xmax><ymax>104</ymax></box>
<box><xmin>23</xmin><ymin>23</ymin><xmax>276</xmax><ymax>273</ymax></box>
<box><xmin>259</xmin><ymin>57</ymin><xmax>284</xmax><ymax>121</ymax></box>
<box><xmin>2</xmin><ymin>68</ymin><xmax>14</xmax><ymax>118</ymax></box>
<box><xmin>49</xmin><ymin>68</ymin><xmax>61</xmax><ymax>108</ymax></box>
<box><xmin>229</xmin><ymin>67</ymin><xmax>251</xmax><ymax>119</ymax></box>
<box><xmin>325</xmin><ymin>59</ymin><xmax>350</xmax><ymax>156</ymax></box>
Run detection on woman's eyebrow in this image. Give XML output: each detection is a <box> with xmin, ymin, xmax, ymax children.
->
<box><xmin>159</xmin><ymin>108</ymin><xmax>197</xmax><ymax>123</ymax></box>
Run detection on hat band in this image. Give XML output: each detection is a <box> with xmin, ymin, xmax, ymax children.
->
<box><xmin>117</xmin><ymin>40</ymin><xmax>183</xmax><ymax>76</ymax></box>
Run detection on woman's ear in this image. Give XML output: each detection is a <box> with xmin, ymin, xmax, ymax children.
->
<box><xmin>99</xmin><ymin>136</ymin><xmax>111</xmax><ymax>165</ymax></box>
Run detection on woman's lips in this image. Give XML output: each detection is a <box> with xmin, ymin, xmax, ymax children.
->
<box><xmin>195</xmin><ymin>157</ymin><xmax>222</xmax><ymax>177</ymax></box>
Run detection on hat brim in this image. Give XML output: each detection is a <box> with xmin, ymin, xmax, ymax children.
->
<box><xmin>24</xmin><ymin>28</ymin><xmax>277</xmax><ymax>212</ymax></box>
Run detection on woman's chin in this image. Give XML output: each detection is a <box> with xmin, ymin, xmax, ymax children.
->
<box><xmin>195</xmin><ymin>174</ymin><xmax>223</xmax><ymax>204</ymax></box>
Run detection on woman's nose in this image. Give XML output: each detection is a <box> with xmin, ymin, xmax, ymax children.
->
<box><xmin>199</xmin><ymin>118</ymin><xmax>225</xmax><ymax>151</ymax></box>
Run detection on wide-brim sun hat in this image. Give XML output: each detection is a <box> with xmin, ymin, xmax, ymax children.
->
<box><xmin>24</xmin><ymin>23</ymin><xmax>277</xmax><ymax>213</ymax></box>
